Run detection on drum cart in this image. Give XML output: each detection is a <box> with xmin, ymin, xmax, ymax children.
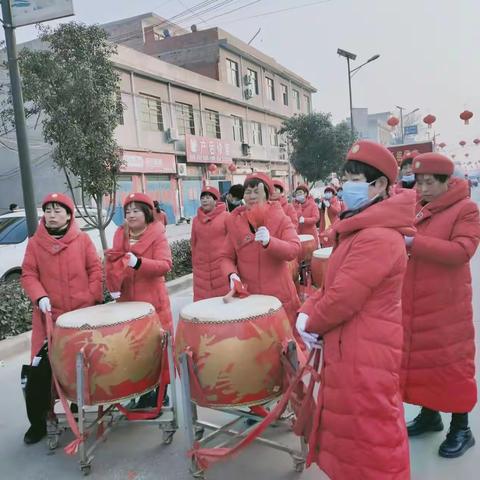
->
<box><xmin>178</xmin><ymin>341</ymin><xmax>307</xmax><ymax>479</ymax></box>
<box><xmin>46</xmin><ymin>332</ymin><xmax>179</xmax><ymax>476</ymax></box>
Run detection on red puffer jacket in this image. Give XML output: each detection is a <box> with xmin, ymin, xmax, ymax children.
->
<box><xmin>108</xmin><ymin>222</ymin><xmax>173</xmax><ymax>333</ymax></box>
<box><xmin>22</xmin><ymin>218</ymin><xmax>103</xmax><ymax>358</ymax></box>
<box><xmin>220</xmin><ymin>201</ymin><xmax>300</xmax><ymax>324</ymax></box>
<box><xmin>401</xmin><ymin>178</ymin><xmax>480</xmax><ymax>413</ymax></box>
<box><xmin>277</xmin><ymin>196</ymin><xmax>299</xmax><ymax>229</ymax></box>
<box><xmin>191</xmin><ymin>204</ymin><xmax>230</xmax><ymax>301</ymax></box>
<box><xmin>294</xmin><ymin>195</ymin><xmax>320</xmax><ymax>247</ymax></box>
<box><xmin>318</xmin><ymin>196</ymin><xmax>343</xmax><ymax>247</ymax></box>
<box><xmin>300</xmin><ymin>191</ymin><xmax>416</xmax><ymax>480</ymax></box>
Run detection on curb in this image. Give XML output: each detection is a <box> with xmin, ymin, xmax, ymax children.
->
<box><xmin>0</xmin><ymin>273</ymin><xmax>193</xmax><ymax>361</ymax></box>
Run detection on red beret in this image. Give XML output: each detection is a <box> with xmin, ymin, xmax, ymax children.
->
<box><xmin>346</xmin><ymin>140</ymin><xmax>398</xmax><ymax>184</ymax></box>
<box><xmin>402</xmin><ymin>150</ymin><xmax>420</xmax><ymax>162</ymax></box>
<box><xmin>123</xmin><ymin>192</ymin><xmax>154</xmax><ymax>210</ymax></box>
<box><xmin>201</xmin><ymin>186</ymin><xmax>221</xmax><ymax>200</ymax></box>
<box><xmin>42</xmin><ymin>193</ymin><xmax>74</xmax><ymax>213</ymax></box>
<box><xmin>272</xmin><ymin>179</ymin><xmax>286</xmax><ymax>191</ymax></box>
<box><xmin>412</xmin><ymin>153</ymin><xmax>454</xmax><ymax>176</ymax></box>
<box><xmin>245</xmin><ymin>172</ymin><xmax>274</xmax><ymax>196</ymax></box>
<box><xmin>295</xmin><ymin>184</ymin><xmax>309</xmax><ymax>194</ymax></box>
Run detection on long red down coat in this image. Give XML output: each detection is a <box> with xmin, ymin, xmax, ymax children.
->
<box><xmin>277</xmin><ymin>196</ymin><xmax>299</xmax><ymax>230</ymax></box>
<box><xmin>108</xmin><ymin>222</ymin><xmax>173</xmax><ymax>333</ymax></box>
<box><xmin>401</xmin><ymin>178</ymin><xmax>480</xmax><ymax>413</ymax></box>
<box><xmin>191</xmin><ymin>204</ymin><xmax>230</xmax><ymax>301</ymax></box>
<box><xmin>21</xmin><ymin>218</ymin><xmax>103</xmax><ymax>359</ymax></box>
<box><xmin>294</xmin><ymin>195</ymin><xmax>320</xmax><ymax>247</ymax></box>
<box><xmin>318</xmin><ymin>197</ymin><xmax>344</xmax><ymax>247</ymax></box>
<box><xmin>220</xmin><ymin>201</ymin><xmax>301</xmax><ymax>324</ymax></box>
<box><xmin>300</xmin><ymin>191</ymin><xmax>416</xmax><ymax>480</ymax></box>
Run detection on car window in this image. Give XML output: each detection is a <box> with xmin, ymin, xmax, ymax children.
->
<box><xmin>0</xmin><ymin>217</ymin><xmax>28</xmax><ymax>244</ymax></box>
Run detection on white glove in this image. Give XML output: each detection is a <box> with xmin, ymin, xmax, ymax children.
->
<box><xmin>299</xmin><ymin>216</ymin><xmax>305</xmax><ymax>224</ymax></box>
<box><xmin>38</xmin><ymin>297</ymin><xmax>51</xmax><ymax>313</ymax></box>
<box><xmin>110</xmin><ymin>292</ymin><xmax>121</xmax><ymax>300</ymax></box>
<box><xmin>296</xmin><ymin>313</ymin><xmax>320</xmax><ymax>350</ymax></box>
<box><xmin>127</xmin><ymin>252</ymin><xmax>138</xmax><ymax>268</ymax></box>
<box><xmin>404</xmin><ymin>236</ymin><xmax>414</xmax><ymax>247</ymax></box>
<box><xmin>323</xmin><ymin>200</ymin><xmax>330</xmax><ymax>208</ymax></box>
<box><xmin>254</xmin><ymin>226</ymin><xmax>270</xmax><ymax>246</ymax></box>
<box><xmin>229</xmin><ymin>273</ymin><xmax>241</xmax><ymax>289</ymax></box>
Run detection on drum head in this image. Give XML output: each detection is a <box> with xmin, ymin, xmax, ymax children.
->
<box><xmin>180</xmin><ymin>295</ymin><xmax>282</xmax><ymax>323</ymax></box>
<box><xmin>298</xmin><ymin>234</ymin><xmax>314</xmax><ymax>243</ymax></box>
<box><xmin>313</xmin><ymin>247</ymin><xmax>333</xmax><ymax>259</ymax></box>
<box><xmin>56</xmin><ymin>302</ymin><xmax>155</xmax><ymax>328</ymax></box>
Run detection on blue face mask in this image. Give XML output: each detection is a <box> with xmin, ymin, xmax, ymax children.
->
<box><xmin>402</xmin><ymin>174</ymin><xmax>415</xmax><ymax>183</ymax></box>
<box><xmin>324</xmin><ymin>192</ymin><xmax>333</xmax><ymax>200</ymax></box>
<box><xmin>337</xmin><ymin>191</ymin><xmax>343</xmax><ymax>199</ymax></box>
<box><xmin>295</xmin><ymin>194</ymin><xmax>305</xmax><ymax>203</ymax></box>
<box><xmin>342</xmin><ymin>180</ymin><xmax>373</xmax><ymax>210</ymax></box>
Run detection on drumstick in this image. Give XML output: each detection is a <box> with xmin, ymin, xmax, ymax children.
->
<box><xmin>222</xmin><ymin>288</ymin><xmax>236</xmax><ymax>303</ymax></box>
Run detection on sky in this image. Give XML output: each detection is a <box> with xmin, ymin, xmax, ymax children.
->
<box><xmin>2</xmin><ymin>0</ymin><xmax>480</xmax><ymax>164</ymax></box>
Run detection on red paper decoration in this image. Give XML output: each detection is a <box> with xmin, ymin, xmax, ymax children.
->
<box><xmin>387</xmin><ymin>116</ymin><xmax>399</xmax><ymax>128</ymax></box>
<box><xmin>473</xmin><ymin>138</ymin><xmax>480</xmax><ymax>145</ymax></box>
<box><xmin>460</xmin><ymin>110</ymin><xmax>473</xmax><ymax>125</ymax></box>
<box><xmin>438</xmin><ymin>142</ymin><xmax>446</xmax><ymax>149</ymax></box>
<box><xmin>228</xmin><ymin>163</ymin><xmax>237</xmax><ymax>173</ymax></box>
<box><xmin>208</xmin><ymin>163</ymin><xmax>218</xmax><ymax>173</ymax></box>
<box><xmin>459</xmin><ymin>140</ymin><xmax>466</xmax><ymax>147</ymax></box>
<box><xmin>423</xmin><ymin>114</ymin><xmax>436</xmax><ymax>128</ymax></box>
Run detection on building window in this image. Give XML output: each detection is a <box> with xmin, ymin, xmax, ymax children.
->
<box><xmin>251</xmin><ymin>121</ymin><xmax>262</xmax><ymax>145</ymax></box>
<box><xmin>247</xmin><ymin>68</ymin><xmax>259</xmax><ymax>95</ymax></box>
<box><xmin>304</xmin><ymin>95</ymin><xmax>311</xmax><ymax>113</ymax></box>
<box><xmin>176</xmin><ymin>102</ymin><xmax>195</xmax><ymax>135</ymax></box>
<box><xmin>281</xmin><ymin>84</ymin><xmax>288</xmax><ymax>106</ymax></box>
<box><xmin>269</xmin><ymin>126</ymin><xmax>279</xmax><ymax>146</ymax></box>
<box><xmin>205</xmin><ymin>109</ymin><xmax>221</xmax><ymax>139</ymax></box>
<box><xmin>265</xmin><ymin>76</ymin><xmax>275</xmax><ymax>101</ymax></box>
<box><xmin>226</xmin><ymin>58</ymin><xmax>239</xmax><ymax>87</ymax></box>
<box><xmin>293</xmin><ymin>89</ymin><xmax>300</xmax><ymax>110</ymax></box>
<box><xmin>232</xmin><ymin>115</ymin><xmax>244</xmax><ymax>142</ymax></box>
<box><xmin>140</xmin><ymin>94</ymin><xmax>164</xmax><ymax>131</ymax></box>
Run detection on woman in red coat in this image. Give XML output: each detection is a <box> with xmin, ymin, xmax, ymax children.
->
<box><xmin>293</xmin><ymin>184</ymin><xmax>320</xmax><ymax>247</ymax></box>
<box><xmin>220</xmin><ymin>173</ymin><xmax>301</xmax><ymax>325</ymax></box>
<box><xmin>296</xmin><ymin>140</ymin><xmax>415</xmax><ymax>480</ymax></box>
<box><xmin>191</xmin><ymin>186</ymin><xmax>229</xmax><ymax>301</ymax></box>
<box><xmin>271</xmin><ymin>179</ymin><xmax>298</xmax><ymax>229</ymax></box>
<box><xmin>318</xmin><ymin>185</ymin><xmax>343</xmax><ymax>247</ymax></box>
<box><xmin>402</xmin><ymin>153</ymin><xmax>480</xmax><ymax>458</ymax></box>
<box><xmin>106</xmin><ymin>192</ymin><xmax>173</xmax><ymax>409</ymax></box>
<box><xmin>21</xmin><ymin>193</ymin><xmax>102</xmax><ymax>444</ymax></box>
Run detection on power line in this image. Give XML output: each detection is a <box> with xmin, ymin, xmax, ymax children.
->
<box><xmin>198</xmin><ymin>0</ymin><xmax>264</xmax><ymax>24</ymax></box>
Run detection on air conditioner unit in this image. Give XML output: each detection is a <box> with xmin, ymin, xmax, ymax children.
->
<box><xmin>177</xmin><ymin>163</ymin><xmax>187</xmax><ymax>176</ymax></box>
<box><xmin>241</xmin><ymin>143</ymin><xmax>251</xmax><ymax>156</ymax></box>
<box><xmin>166</xmin><ymin>127</ymin><xmax>179</xmax><ymax>143</ymax></box>
<box><xmin>244</xmin><ymin>74</ymin><xmax>252</xmax><ymax>85</ymax></box>
<box><xmin>244</xmin><ymin>85</ymin><xmax>254</xmax><ymax>100</ymax></box>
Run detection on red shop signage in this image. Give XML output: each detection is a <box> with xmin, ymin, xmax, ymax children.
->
<box><xmin>185</xmin><ymin>134</ymin><xmax>232</xmax><ymax>164</ymax></box>
<box><xmin>121</xmin><ymin>151</ymin><xmax>177</xmax><ymax>174</ymax></box>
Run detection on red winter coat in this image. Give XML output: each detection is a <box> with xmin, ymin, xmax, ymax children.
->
<box><xmin>108</xmin><ymin>222</ymin><xmax>173</xmax><ymax>333</ymax></box>
<box><xmin>277</xmin><ymin>196</ymin><xmax>298</xmax><ymax>229</ymax></box>
<box><xmin>318</xmin><ymin>197</ymin><xmax>343</xmax><ymax>247</ymax></box>
<box><xmin>401</xmin><ymin>178</ymin><xmax>480</xmax><ymax>413</ymax></box>
<box><xmin>294</xmin><ymin>196</ymin><xmax>320</xmax><ymax>247</ymax></box>
<box><xmin>21</xmin><ymin>218</ymin><xmax>103</xmax><ymax>359</ymax></box>
<box><xmin>154</xmin><ymin>210</ymin><xmax>168</xmax><ymax>226</ymax></box>
<box><xmin>220</xmin><ymin>202</ymin><xmax>301</xmax><ymax>324</ymax></box>
<box><xmin>300</xmin><ymin>191</ymin><xmax>416</xmax><ymax>480</ymax></box>
<box><xmin>191</xmin><ymin>204</ymin><xmax>230</xmax><ymax>301</ymax></box>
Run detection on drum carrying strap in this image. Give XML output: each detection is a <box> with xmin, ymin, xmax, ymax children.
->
<box><xmin>44</xmin><ymin>312</ymin><xmax>88</xmax><ymax>455</ymax></box>
<box><xmin>187</xmin><ymin>346</ymin><xmax>323</xmax><ymax>471</ymax></box>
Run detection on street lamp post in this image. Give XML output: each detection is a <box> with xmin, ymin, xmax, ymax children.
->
<box><xmin>337</xmin><ymin>49</ymin><xmax>380</xmax><ymax>140</ymax></box>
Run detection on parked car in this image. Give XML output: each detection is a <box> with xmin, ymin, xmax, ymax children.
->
<box><xmin>0</xmin><ymin>208</ymin><xmax>116</xmax><ymax>282</ymax></box>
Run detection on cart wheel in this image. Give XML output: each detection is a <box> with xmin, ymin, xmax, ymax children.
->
<box><xmin>47</xmin><ymin>436</ymin><xmax>59</xmax><ymax>450</ymax></box>
<box><xmin>81</xmin><ymin>464</ymin><xmax>92</xmax><ymax>476</ymax></box>
<box><xmin>162</xmin><ymin>429</ymin><xmax>175</xmax><ymax>445</ymax></box>
<box><xmin>194</xmin><ymin>427</ymin><xmax>205</xmax><ymax>441</ymax></box>
<box><xmin>294</xmin><ymin>460</ymin><xmax>305</xmax><ymax>473</ymax></box>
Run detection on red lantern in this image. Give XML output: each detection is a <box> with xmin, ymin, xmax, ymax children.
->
<box><xmin>438</xmin><ymin>142</ymin><xmax>446</xmax><ymax>149</ymax></box>
<box><xmin>465</xmin><ymin>153</ymin><xmax>469</xmax><ymax>158</ymax></box>
<box><xmin>228</xmin><ymin>163</ymin><xmax>237</xmax><ymax>173</ymax></box>
<box><xmin>208</xmin><ymin>163</ymin><xmax>218</xmax><ymax>173</ymax></box>
<box><xmin>387</xmin><ymin>116</ymin><xmax>399</xmax><ymax>128</ymax></box>
<box><xmin>473</xmin><ymin>138</ymin><xmax>480</xmax><ymax>145</ymax></box>
<box><xmin>423</xmin><ymin>114</ymin><xmax>436</xmax><ymax>128</ymax></box>
<box><xmin>460</xmin><ymin>110</ymin><xmax>473</xmax><ymax>125</ymax></box>
<box><xmin>459</xmin><ymin>140</ymin><xmax>466</xmax><ymax>147</ymax></box>
<box><xmin>452</xmin><ymin>154</ymin><xmax>456</xmax><ymax>159</ymax></box>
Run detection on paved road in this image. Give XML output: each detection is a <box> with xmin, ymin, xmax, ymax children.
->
<box><xmin>0</xmin><ymin>189</ymin><xmax>479</xmax><ymax>480</ymax></box>
<box><xmin>165</xmin><ymin>223</ymin><xmax>191</xmax><ymax>243</ymax></box>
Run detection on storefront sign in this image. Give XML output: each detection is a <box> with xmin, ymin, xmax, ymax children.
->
<box><xmin>11</xmin><ymin>0</ymin><xmax>74</xmax><ymax>28</ymax></box>
<box><xmin>186</xmin><ymin>134</ymin><xmax>232</xmax><ymax>164</ymax></box>
<box><xmin>121</xmin><ymin>151</ymin><xmax>176</xmax><ymax>174</ymax></box>
<box><xmin>388</xmin><ymin>141</ymin><xmax>433</xmax><ymax>164</ymax></box>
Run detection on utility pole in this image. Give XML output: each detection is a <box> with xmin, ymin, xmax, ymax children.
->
<box><xmin>1</xmin><ymin>0</ymin><xmax>37</xmax><ymax>236</ymax></box>
<box><xmin>347</xmin><ymin>57</ymin><xmax>354</xmax><ymax>139</ymax></box>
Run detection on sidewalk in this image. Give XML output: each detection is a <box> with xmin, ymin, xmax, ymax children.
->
<box><xmin>165</xmin><ymin>222</ymin><xmax>192</xmax><ymax>242</ymax></box>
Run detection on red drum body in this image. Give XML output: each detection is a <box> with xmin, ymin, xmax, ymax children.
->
<box><xmin>175</xmin><ymin>295</ymin><xmax>293</xmax><ymax>408</ymax></box>
<box><xmin>311</xmin><ymin>247</ymin><xmax>332</xmax><ymax>288</ymax></box>
<box><xmin>298</xmin><ymin>234</ymin><xmax>315</xmax><ymax>263</ymax></box>
<box><xmin>50</xmin><ymin>302</ymin><xmax>165</xmax><ymax>405</ymax></box>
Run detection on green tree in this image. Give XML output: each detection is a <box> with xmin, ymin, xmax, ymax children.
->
<box><xmin>280</xmin><ymin>113</ymin><xmax>354</xmax><ymax>183</ymax></box>
<box><xmin>17</xmin><ymin>23</ymin><xmax>123</xmax><ymax>249</ymax></box>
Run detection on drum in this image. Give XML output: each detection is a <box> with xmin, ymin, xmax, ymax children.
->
<box><xmin>311</xmin><ymin>247</ymin><xmax>333</xmax><ymax>288</ymax></box>
<box><xmin>175</xmin><ymin>295</ymin><xmax>293</xmax><ymax>408</ymax></box>
<box><xmin>298</xmin><ymin>234</ymin><xmax>315</xmax><ymax>263</ymax></box>
<box><xmin>50</xmin><ymin>302</ymin><xmax>165</xmax><ymax>405</ymax></box>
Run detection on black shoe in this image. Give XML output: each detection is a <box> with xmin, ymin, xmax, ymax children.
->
<box><xmin>24</xmin><ymin>424</ymin><xmax>46</xmax><ymax>445</ymax></box>
<box><xmin>439</xmin><ymin>428</ymin><xmax>475</xmax><ymax>458</ymax></box>
<box><xmin>407</xmin><ymin>409</ymin><xmax>444</xmax><ymax>437</ymax></box>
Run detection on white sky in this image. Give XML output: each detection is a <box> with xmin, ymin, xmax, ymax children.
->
<box><xmin>2</xmin><ymin>0</ymin><xmax>479</xmax><ymax>162</ymax></box>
